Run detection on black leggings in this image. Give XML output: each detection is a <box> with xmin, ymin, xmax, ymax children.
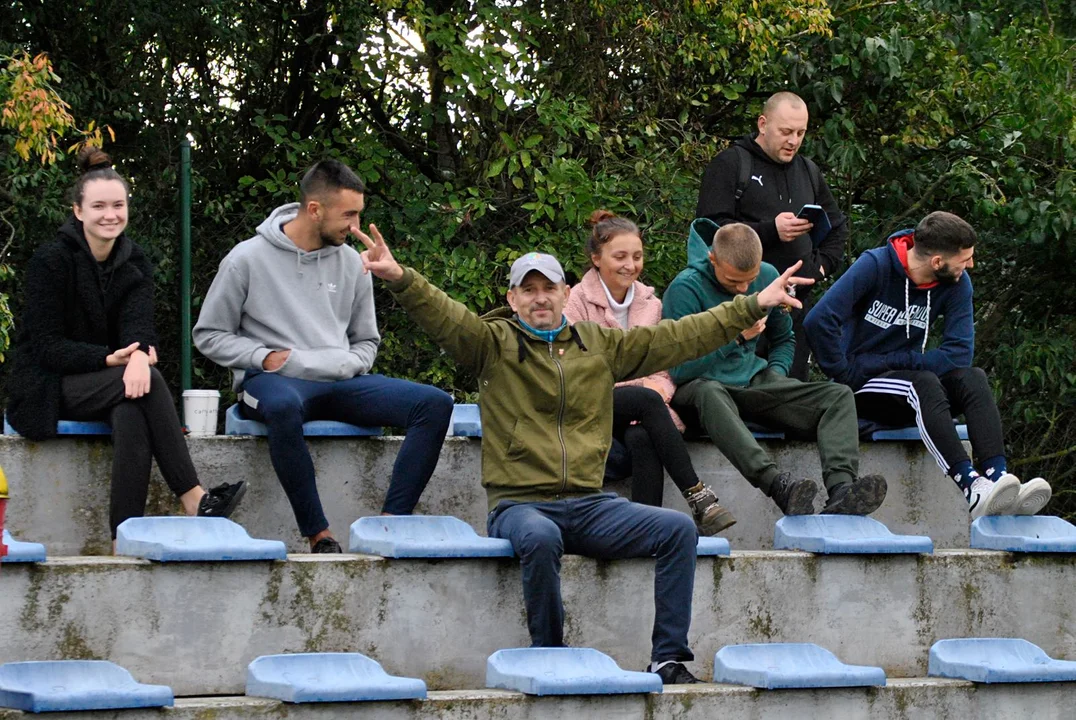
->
<box><xmin>854</xmin><ymin>367</ymin><xmax>1005</xmax><ymax>474</ymax></box>
<box><xmin>612</xmin><ymin>386</ymin><xmax>700</xmax><ymax>506</ymax></box>
<box><xmin>61</xmin><ymin>366</ymin><xmax>200</xmax><ymax>537</ymax></box>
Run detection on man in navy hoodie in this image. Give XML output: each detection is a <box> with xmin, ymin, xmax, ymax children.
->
<box><xmin>804</xmin><ymin>211</ymin><xmax>1052</xmax><ymax>518</ymax></box>
<box><xmin>696</xmin><ymin>91</ymin><xmax>848</xmax><ymax>379</ymax></box>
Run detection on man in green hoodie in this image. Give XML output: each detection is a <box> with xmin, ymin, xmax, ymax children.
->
<box><xmin>663</xmin><ymin>220</ymin><xmax>886</xmax><ymax>516</ymax></box>
<box><xmin>353</xmin><ymin>222</ymin><xmax>810</xmax><ymax>685</ymax></box>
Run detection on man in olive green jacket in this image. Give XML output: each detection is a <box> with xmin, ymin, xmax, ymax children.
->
<box><xmin>353</xmin><ymin>223</ymin><xmax>810</xmax><ymax>684</ymax></box>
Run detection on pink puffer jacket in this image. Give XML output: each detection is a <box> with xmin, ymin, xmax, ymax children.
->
<box><xmin>564</xmin><ymin>268</ymin><xmax>686</xmax><ymax>432</ymax></box>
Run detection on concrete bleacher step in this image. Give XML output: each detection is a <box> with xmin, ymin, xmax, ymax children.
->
<box><xmin>3</xmin><ymin>551</ymin><xmax>1075</xmax><ymax>696</ymax></box>
<box><xmin>0</xmin><ymin>434</ymin><xmax>976</xmax><ymax>555</ymax></box>
<box><xmin>1</xmin><ymin>680</ymin><xmax>1074</xmax><ymax>720</ymax></box>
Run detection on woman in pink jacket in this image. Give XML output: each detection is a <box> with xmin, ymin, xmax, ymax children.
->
<box><xmin>564</xmin><ymin>210</ymin><xmax>735</xmax><ymax>535</ymax></box>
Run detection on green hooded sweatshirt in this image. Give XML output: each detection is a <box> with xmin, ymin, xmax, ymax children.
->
<box><xmin>386</xmin><ymin>266</ymin><xmax>766</xmax><ymax>510</ymax></box>
<box><xmin>662</xmin><ymin>220</ymin><xmax>794</xmax><ymax>387</ymax></box>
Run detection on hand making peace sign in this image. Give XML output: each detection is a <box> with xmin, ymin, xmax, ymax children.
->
<box><xmin>351</xmin><ymin>223</ymin><xmax>404</xmax><ymax>282</ymax></box>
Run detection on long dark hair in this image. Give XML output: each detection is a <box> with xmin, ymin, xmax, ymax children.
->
<box><xmin>70</xmin><ymin>146</ymin><xmax>129</xmax><ymax>206</ymax></box>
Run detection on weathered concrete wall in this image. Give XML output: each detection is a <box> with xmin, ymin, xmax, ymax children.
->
<box><xmin>2</xmin><ymin>551</ymin><xmax>1073</xmax><ymax>696</ymax></box>
<box><xmin>0</xmin><ymin>681</ymin><xmax>1073</xmax><ymax>720</ymax></box>
<box><xmin>0</xmin><ymin>435</ymin><xmax>971</xmax><ymax>554</ymax></box>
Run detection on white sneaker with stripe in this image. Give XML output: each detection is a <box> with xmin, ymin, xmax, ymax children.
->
<box><xmin>966</xmin><ymin>473</ymin><xmax>1020</xmax><ymax>519</ymax></box>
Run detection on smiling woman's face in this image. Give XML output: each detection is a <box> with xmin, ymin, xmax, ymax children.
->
<box><xmin>74</xmin><ymin>178</ymin><xmax>128</xmax><ymax>245</ymax></box>
<box><xmin>593</xmin><ymin>232</ymin><xmax>643</xmax><ymax>298</ymax></box>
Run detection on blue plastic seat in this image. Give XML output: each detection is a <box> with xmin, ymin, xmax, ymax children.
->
<box><xmin>696</xmin><ymin>536</ymin><xmax>731</xmax><ymax>556</ymax></box>
<box><xmin>448</xmin><ymin>404</ymin><xmax>482</xmax><ymax>437</ymax></box>
<box><xmin>349</xmin><ymin>515</ymin><xmax>514</xmax><ymax>558</ymax></box>
<box><xmin>224</xmin><ymin>404</ymin><xmax>381</xmax><ymax>437</ymax></box>
<box><xmin>970</xmin><ymin>516</ymin><xmax>1076</xmax><ymax>552</ymax></box>
<box><xmin>713</xmin><ymin>643</ymin><xmax>886</xmax><ymax>689</ymax></box>
<box><xmin>487</xmin><ymin>648</ymin><xmax>662</xmax><ymax>695</ymax></box>
<box><xmin>246</xmin><ymin>653</ymin><xmax>426</xmax><ymax>702</ymax></box>
<box><xmin>115</xmin><ymin>517</ymin><xmax>287</xmax><ymax>562</ymax></box>
<box><xmin>862</xmin><ymin>421</ymin><xmax>969</xmax><ymax>442</ymax></box>
<box><xmin>774</xmin><ymin>515</ymin><xmax>933</xmax><ymax>554</ymax></box>
<box><xmin>928</xmin><ymin>638</ymin><xmax>1076</xmax><ymax>683</ymax></box>
<box><xmin>3</xmin><ymin>416</ymin><xmax>110</xmax><ymax>437</ymax></box>
<box><xmin>0</xmin><ymin>530</ymin><xmax>46</xmax><ymax>563</ymax></box>
<box><xmin>0</xmin><ymin>661</ymin><xmax>172</xmax><ymax>712</ymax></box>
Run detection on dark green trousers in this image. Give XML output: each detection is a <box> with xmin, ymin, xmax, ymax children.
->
<box><xmin>672</xmin><ymin>369</ymin><xmax>859</xmax><ymax>494</ymax></box>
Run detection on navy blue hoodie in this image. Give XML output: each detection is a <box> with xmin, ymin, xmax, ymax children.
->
<box><xmin>803</xmin><ymin>229</ymin><xmax>974</xmax><ymax>390</ymax></box>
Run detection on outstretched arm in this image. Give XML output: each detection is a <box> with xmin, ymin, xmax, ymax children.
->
<box><xmin>613</xmin><ymin>262</ymin><xmax>814</xmax><ymax>380</ymax></box>
<box><xmin>354</xmin><ymin>223</ymin><xmax>495</xmax><ymax>374</ymax></box>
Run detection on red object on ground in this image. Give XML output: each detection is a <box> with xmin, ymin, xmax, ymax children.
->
<box><xmin>0</xmin><ymin>498</ymin><xmax>7</xmax><ymax>560</ymax></box>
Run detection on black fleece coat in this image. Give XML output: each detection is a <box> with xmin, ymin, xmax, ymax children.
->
<box><xmin>695</xmin><ymin>133</ymin><xmax>848</xmax><ymax>281</ymax></box>
<box><xmin>5</xmin><ymin>217</ymin><xmax>158</xmax><ymax>440</ymax></box>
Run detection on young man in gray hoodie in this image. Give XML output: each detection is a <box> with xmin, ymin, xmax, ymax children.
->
<box><xmin>193</xmin><ymin>160</ymin><xmax>454</xmax><ymax>552</ymax></box>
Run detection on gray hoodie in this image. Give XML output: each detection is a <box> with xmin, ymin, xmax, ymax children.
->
<box><xmin>193</xmin><ymin>203</ymin><xmax>379</xmax><ymax>387</ymax></box>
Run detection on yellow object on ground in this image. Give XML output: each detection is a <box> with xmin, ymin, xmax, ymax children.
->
<box><xmin>0</xmin><ymin>465</ymin><xmax>7</xmax><ymax>499</ymax></box>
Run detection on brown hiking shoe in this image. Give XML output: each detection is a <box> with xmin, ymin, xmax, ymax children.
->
<box><xmin>683</xmin><ymin>483</ymin><xmax>737</xmax><ymax>536</ymax></box>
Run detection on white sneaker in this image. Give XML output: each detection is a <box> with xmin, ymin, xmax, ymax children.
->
<box><xmin>1012</xmin><ymin>475</ymin><xmax>1052</xmax><ymax>515</ymax></box>
<box><xmin>967</xmin><ymin>474</ymin><xmax>1021</xmax><ymax>519</ymax></box>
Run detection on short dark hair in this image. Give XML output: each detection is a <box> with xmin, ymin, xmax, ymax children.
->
<box><xmin>913</xmin><ymin>211</ymin><xmax>977</xmax><ymax>256</ymax></box>
<box><xmin>711</xmin><ymin>223</ymin><xmax>762</xmax><ymax>271</ymax></box>
<box><xmin>299</xmin><ymin>160</ymin><xmax>366</xmax><ymax>203</ymax></box>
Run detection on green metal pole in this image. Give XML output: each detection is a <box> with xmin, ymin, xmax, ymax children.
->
<box><xmin>180</xmin><ymin>139</ymin><xmax>192</xmax><ymax>392</ymax></box>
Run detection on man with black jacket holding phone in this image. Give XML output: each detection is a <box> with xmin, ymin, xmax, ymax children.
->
<box><xmin>696</xmin><ymin>91</ymin><xmax>847</xmax><ymax>379</ymax></box>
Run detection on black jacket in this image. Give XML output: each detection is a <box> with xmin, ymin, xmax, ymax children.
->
<box><xmin>6</xmin><ymin>217</ymin><xmax>157</xmax><ymax>439</ymax></box>
<box><xmin>695</xmin><ymin>133</ymin><xmax>848</xmax><ymax>280</ymax></box>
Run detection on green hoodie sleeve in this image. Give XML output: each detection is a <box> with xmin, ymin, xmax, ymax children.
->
<box><xmin>764</xmin><ymin>308</ymin><xmax>795</xmax><ymax>376</ymax></box>
<box><xmin>385</xmin><ymin>267</ymin><xmax>496</xmax><ymax>374</ymax></box>
<box><xmin>610</xmin><ymin>293</ymin><xmax>766</xmax><ymax>382</ymax></box>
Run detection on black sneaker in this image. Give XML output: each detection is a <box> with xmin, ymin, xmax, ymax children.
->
<box><xmin>648</xmin><ymin>661</ymin><xmax>701</xmax><ymax>684</ymax></box>
<box><xmin>769</xmin><ymin>472</ymin><xmax>818</xmax><ymax>515</ymax></box>
<box><xmin>197</xmin><ymin>481</ymin><xmax>247</xmax><ymax>518</ymax></box>
<box><xmin>822</xmin><ymin>475</ymin><xmax>888</xmax><ymax>515</ymax></box>
<box><xmin>311</xmin><ymin>537</ymin><xmax>343</xmax><ymax>554</ymax></box>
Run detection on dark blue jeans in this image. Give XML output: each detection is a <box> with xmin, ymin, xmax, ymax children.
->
<box><xmin>240</xmin><ymin>371</ymin><xmax>453</xmax><ymax>537</ymax></box>
<box><xmin>488</xmin><ymin>493</ymin><xmax>697</xmax><ymax>663</ymax></box>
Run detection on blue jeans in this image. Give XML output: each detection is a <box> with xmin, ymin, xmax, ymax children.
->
<box><xmin>240</xmin><ymin>371</ymin><xmax>453</xmax><ymax>537</ymax></box>
<box><xmin>488</xmin><ymin>493</ymin><xmax>697</xmax><ymax>663</ymax></box>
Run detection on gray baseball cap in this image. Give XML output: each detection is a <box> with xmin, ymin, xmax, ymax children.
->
<box><xmin>509</xmin><ymin>252</ymin><xmax>566</xmax><ymax>288</ymax></box>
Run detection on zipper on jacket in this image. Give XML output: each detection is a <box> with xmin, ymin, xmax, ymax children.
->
<box><xmin>549</xmin><ymin>342</ymin><xmax>568</xmax><ymax>490</ymax></box>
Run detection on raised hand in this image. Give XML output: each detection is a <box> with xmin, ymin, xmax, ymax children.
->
<box><xmin>352</xmin><ymin>223</ymin><xmax>403</xmax><ymax>282</ymax></box>
<box><xmin>756</xmin><ymin>260</ymin><xmax>814</xmax><ymax>310</ymax></box>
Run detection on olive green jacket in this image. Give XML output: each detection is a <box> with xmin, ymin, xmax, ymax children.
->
<box><xmin>386</xmin><ymin>267</ymin><xmax>766</xmax><ymax>510</ymax></box>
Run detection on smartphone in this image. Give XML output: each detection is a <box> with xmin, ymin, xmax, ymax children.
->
<box><xmin>796</xmin><ymin>204</ymin><xmax>831</xmax><ymax>246</ymax></box>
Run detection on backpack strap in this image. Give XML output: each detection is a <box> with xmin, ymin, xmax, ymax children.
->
<box><xmin>733</xmin><ymin>144</ymin><xmax>752</xmax><ymax>217</ymax></box>
<box><xmin>803</xmin><ymin>156</ymin><xmax>823</xmax><ymax>199</ymax></box>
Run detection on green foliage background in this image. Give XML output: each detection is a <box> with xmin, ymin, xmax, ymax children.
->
<box><xmin>1</xmin><ymin>0</ymin><xmax>1074</xmax><ymax>514</ymax></box>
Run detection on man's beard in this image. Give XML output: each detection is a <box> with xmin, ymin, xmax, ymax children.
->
<box><xmin>933</xmin><ymin>264</ymin><xmax>961</xmax><ymax>285</ymax></box>
<box><xmin>320</xmin><ymin>231</ymin><xmax>346</xmax><ymax>247</ymax></box>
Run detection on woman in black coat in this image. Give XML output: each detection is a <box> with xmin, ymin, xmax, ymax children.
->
<box><xmin>5</xmin><ymin>148</ymin><xmax>245</xmax><ymax>547</ymax></box>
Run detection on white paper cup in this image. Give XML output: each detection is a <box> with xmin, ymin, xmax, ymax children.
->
<box><xmin>182</xmin><ymin>390</ymin><xmax>221</xmax><ymax>436</ymax></box>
